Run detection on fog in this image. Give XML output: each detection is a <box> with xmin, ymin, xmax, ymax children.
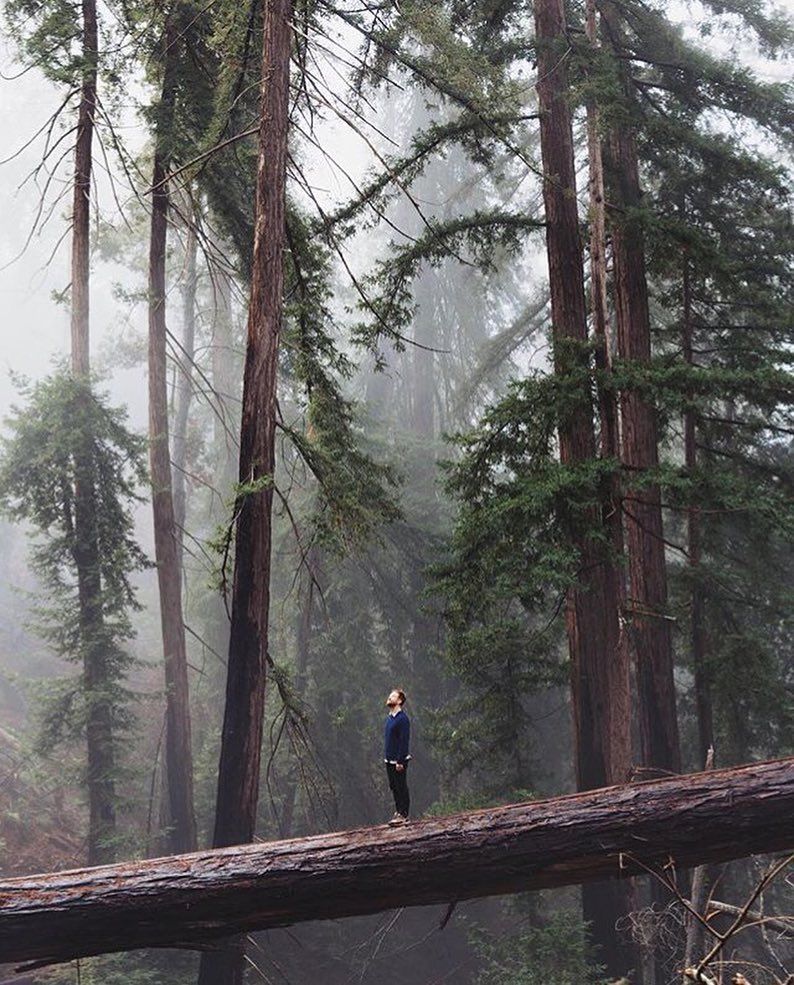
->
<box><xmin>0</xmin><ymin>2</ymin><xmax>791</xmax><ymax>982</ymax></box>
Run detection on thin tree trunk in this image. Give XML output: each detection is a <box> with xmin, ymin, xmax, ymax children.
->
<box><xmin>148</xmin><ymin>10</ymin><xmax>197</xmax><ymax>856</ymax></box>
<box><xmin>278</xmin><ymin>547</ymin><xmax>318</xmax><ymax>838</ymax></box>
<box><xmin>172</xmin><ymin>198</ymin><xmax>198</xmax><ymax>566</ymax></box>
<box><xmin>70</xmin><ymin>0</ymin><xmax>116</xmax><ymax>867</ymax></box>
<box><xmin>197</xmin><ymin>0</ymin><xmax>293</xmax><ymax>979</ymax></box>
<box><xmin>532</xmin><ymin>0</ymin><xmax>632</xmax><ymax>973</ymax></box>
<box><xmin>682</xmin><ymin>246</ymin><xmax>713</xmax><ymax>764</ymax></box>
<box><xmin>70</xmin><ymin>0</ymin><xmax>96</xmax><ymax>381</ymax></box>
<box><xmin>601</xmin><ymin>1</ymin><xmax>681</xmax><ymax>776</ymax></box>
<box><xmin>3</xmin><ymin>758</ymin><xmax>792</xmax><ymax>969</ymax></box>
<box><xmin>209</xmin><ymin>250</ymin><xmax>240</xmax><ymax>511</ymax></box>
<box><xmin>684</xmin><ymin>748</ymin><xmax>714</xmax><ymax>971</ymax></box>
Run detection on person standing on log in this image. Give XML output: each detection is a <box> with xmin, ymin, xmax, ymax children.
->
<box><xmin>384</xmin><ymin>689</ymin><xmax>411</xmax><ymax>824</ymax></box>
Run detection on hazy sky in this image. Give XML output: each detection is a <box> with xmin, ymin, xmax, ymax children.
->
<box><xmin>0</xmin><ymin>6</ymin><xmax>789</xmax><ymax>428</ymax></box>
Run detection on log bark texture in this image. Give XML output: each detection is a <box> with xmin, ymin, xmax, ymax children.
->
<box><xmin>1</xmin><ymin>758</ymin><xmax>792</xmax><ymax>969</ymax></box>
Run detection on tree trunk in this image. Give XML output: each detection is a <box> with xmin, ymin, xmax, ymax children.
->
<box><xmin>601</xmin><ymin>1</ymin><xmax>681</xmax><ymax>776</ymax></box>
<box><xmin>583</xmin><ymin>2</ymin><xmax>638</xmax><ymax>972</ymax></box>
<box><xmin>70</xmin><ymin>0</ymin><xmax>96</xmax><ymax>381</ymax></box>
<box><xmin>682</xmin><ymin>247</ymin><xmax>713</xmax><ymax>765</ymax></box>
<box><xmin>198</xmin><ymin>0</ymin><xmax>293</xmax><ymax>979</ymax></box>
<box><xmin>148</xmin><ymin>11</ymin><xmax>197</xmax><ymax>856</ymax></box>
<box><xmin>2</xmin><ymin>759</ymin><xmax>792</xmax><ymax>970</ymax></box>
<box><xmin>70</xmin><ymin>0</ymin><xmax>116</xmax><ymax>867</ymax></box>
<box><xmin>172</xmin><ymin>198</ymin><xmax>198</xmax><ymax>566</ymax></box>
<box><xmin>533</xmin><ymin>0</ymin><xmax>632</xmax><ymax>972</ymax></box>
<box><xmin>584</xmin><ymin>0</ymin><xmax>631</xmax><ymax>786</ymax></box>
<box><xmin>277</xmin><ymin>545</ymin><xmax>319</xmax><ymax>838</ymax></box>
<box><xmin>209</xmin><ymin>255</ymin><xmax>240</xmax><ymax>505</ymax></box>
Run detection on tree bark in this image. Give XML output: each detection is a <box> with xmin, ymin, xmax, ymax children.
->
<box><xmin>198</xmin><ymin>0</ymin><xmax>293</xmax><ymax>980</ymax></box>
<box><xmin>601</xmin><ymin>1</ymin><xmax>681</xmax><ymax>776</ymax></box>
<box><xmin>584</xmin><ymin>0</ymin><xmax>630</xmax><ymax>786</ymax></box>
<box><xmin>208</xmin><ymin>243</ymin><xmax>240</xmax><ymax>516</ymax></box>
<box><xmin>148</xmin><ymin>11</ymin><xmax>197</xmax><ymax>856</ymax></box>
<box><xmin>1</xmin><ymin>759</ymin><xmax>792</xmax><ymax>970</ymax></box>
<box><xmin>208</xmin><ymin>0</ymin><xmax>292</xmax><ymax>862</ymax></box>
<box><xmin>70</xmin><ymin>0</ymin><xmax>96</xmax><ymax>381</ymax></box>
<box><xmin>172</xmin><ymin>198</ymin><xmax>198</xmax><ymax>566</ymax></box>
<box><xmin>533</xmin><ymin>0</ymin><xmax>632</xmax><ymax>972</ymax></box>
<box><xmin>69</xmin><ymin>0</ymin><xmax>117</xmax><ymax>867</ymax></box>
<box><xmin>682</xmin><ymin>246</ymin><xmax>713</xmax><ymax>765</ymax></box>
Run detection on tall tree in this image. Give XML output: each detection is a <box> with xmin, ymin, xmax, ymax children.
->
<box><xmin>600</xmin><ymin>0</ymin><xmax>681</xmax><ymax>776</ymax></box>
<box><xmin>198</xmin><ymin>0</ymin><xmax>293</xmax><ymax>978</ymax></box>
<box><xmin>147</xmin><ymin>5</ymin><xmax>197</xmax><ymax>855</ymax></box>
<box><xmin>69</xmin><ymin>0</ymin><xmax>120</xmax><ymax>867</ymax></box>
<box><xmin>532</xmin><ymin>0</ymin><xmax>632</xmax><ymax>972</ymax></box>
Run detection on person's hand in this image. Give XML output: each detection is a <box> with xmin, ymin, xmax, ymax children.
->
<box><xmin>395</xmin><ymin>763</ymin><xmax>405</xmax><ymax>772</ymax></box>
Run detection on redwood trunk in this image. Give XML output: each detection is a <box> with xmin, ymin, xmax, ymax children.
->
<box><xmin>601</xmin><ymin>1</ymin><xmax>681</xmax><ymax>776</ymax></box>
<box><xmin>533</xmin><ymin>0</ymin><xmax>632</xmax><ymax>972</ymax></box>
<box><xmin>70</xmin><ymin>0</ymin><xmax>116</xmax><ymax>866</ymax></box>
<box><xmin>584</xmin><ymin>0</ymin><xmax>630</xmax><ymax>784</ymax></box>
<box><xmin>148</xmin><ymin>13</ymin><xmax>197</xmax><ymax>856</ymax></box>
<box><xmin>1</xmin><ymin>759</ymin><xmax>792</xmax><ymax>970</ymax></box>
<box><xmin>198</xmin><ymin>0</ymin><xmax>293</xmax><ymax>980</ymax></box>
<box><xmin>208</xmin><ymin>0</ymin><xmax>292</xmax><ymax>861</ymax></box>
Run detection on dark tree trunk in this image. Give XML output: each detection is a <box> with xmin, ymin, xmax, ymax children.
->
<box><xmin>533</xmin><ymin>0</ymin><xmax>632</xmax><ymax>973</ymax></box>
<box><xmin>148</xmin><ymin>12</ymin><xmax>197</xmax><ymax>856</ymax></box>
<box><xmin>584</xmin><ymin>0</ymin><xmax>630</xmax><ymax>784</ymax></box>
<box><xmin>583</xmin><ymin>3</ymin><xmax>638</xmax><ymax>972</ymax></box>
<box><xmin>197</xmin><ymin>0</ymin><xmax>293</xmax><ymax>980</ymax></box>
<box><xmin>70</xmin><ymin>0</ymin><xmax>116</xmax><ymax>867</ymax></box>
<box><xmin>208</xmin><ymin>0</ymin><xmax>292</xmax><ymax>861</ymax></box>
<box><xmin>172</xmin><ymin>199</ymin><xmax>198</xmax><ymax>565</ymax></box>
<box><xmin>2</xmin><ymin>759</ymin><xmax>792</xmax><ymax>970</ymax></box>
<box><xmin>601</xmin><ymin>1</ymin><xmax>681</xmax><ymax>777</ymax></box>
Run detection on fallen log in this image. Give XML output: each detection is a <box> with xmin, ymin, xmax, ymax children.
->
<box><xmin>1</xmin><ymin>757</ymin><xmax>792</xmax><ymax>969</ymax></box>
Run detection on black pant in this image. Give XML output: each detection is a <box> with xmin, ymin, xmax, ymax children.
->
<box><xmin>386</xmin><ymin>762</ymin><xmax>410</xmax><ymax>817</ymax></box>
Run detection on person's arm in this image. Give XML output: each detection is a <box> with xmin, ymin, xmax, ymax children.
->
<box><xmin>396</xmin><ymin>716</ymin><xmax>410</xmax><ymax>767</ymax></box>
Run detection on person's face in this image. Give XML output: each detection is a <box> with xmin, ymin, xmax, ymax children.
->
<box><xmin>385</xmin><ymin>690</ymin><xmax>402</xmax><ymax>708</ymax></box>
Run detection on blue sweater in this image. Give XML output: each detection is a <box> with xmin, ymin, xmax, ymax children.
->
<box><xmin>384</xmin><ymin>709</ymin><xmax>411</xmax><ymax>764</ymax></box>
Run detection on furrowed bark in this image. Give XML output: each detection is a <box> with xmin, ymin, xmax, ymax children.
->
<box><xmin>1</xmin><ymin>759</ymin><xmax>792</xmax><ymax>970</ymax></box>
<box><xmin>583</xmin><ymin>0</ymin><xmax>636</xmax><ymax>972</ymax></box>
<box><xmin>601</xmin><ymin>0</ymin><xmax>681</xmax><ymax>776</ymax></box>
<box><xmin>198</xmin><ymin>0</ymin><xmax>293</xmax><ymax>980</ymax></box>
<box><xmin>533</xmin><ymin>0</ymin><xmax>631</xmax><ymax>971</ymax></box>
<box><xmin>148</xmin><ymin>10</ymin><xmax>197</xmax><ymax>856</ymax></box>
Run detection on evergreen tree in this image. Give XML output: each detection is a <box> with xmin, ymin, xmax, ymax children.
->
<box><xmin>0</xmin><ymin>372</ymin><xmax>148</xmax><ymax>860</ymax></box>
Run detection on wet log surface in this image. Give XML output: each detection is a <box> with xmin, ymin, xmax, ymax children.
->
<box><xmin>1</xmin><ymin>758</ymin><xmax>792</xmax><ymax>969</ymax></box>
